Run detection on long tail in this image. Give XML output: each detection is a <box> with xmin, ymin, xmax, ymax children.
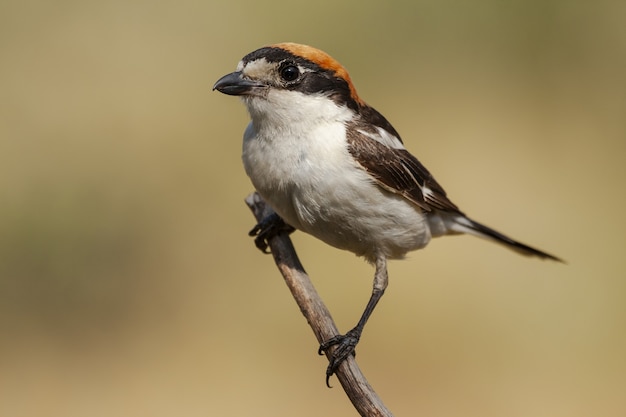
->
<box><xmin>451</xmin><ymin>216</ymin><xmax>563</xmax><ymax>262</ymax></box>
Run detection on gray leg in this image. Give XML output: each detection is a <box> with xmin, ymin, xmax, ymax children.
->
<box><xmin>319</xmin><ymin>255</ymin><xmax>388</xmax><ymax>386</ymax></box>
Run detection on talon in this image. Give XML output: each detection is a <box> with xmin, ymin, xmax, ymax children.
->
<box><xmin>318</xmin><ymin>328</ymin><xmax>361</xmax><ymax>387</ymax></box>
<box><xmin>318</xmin><ymin>334</ymin><xmax>342</xmax><ymax>355</ymax></box>
<box><xmin>254</xmin><ymin>235</ymin><xmax>271</xmax><ymax>253</ymax></box>
<box><xmin>248</xmin><ymin>223</ymin><xmax>262</xmax><ymax>237</ymax></box>
<box><xmin>248</xmin><ymin>213</ymin><xmax>294</xmax><ymax>254</ymax></box>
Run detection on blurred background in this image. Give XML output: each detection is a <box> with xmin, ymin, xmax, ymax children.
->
<box><xmin>1</xmin><ymin>0</ymin><xmax>625</xmax><ymax>416</ymax></box>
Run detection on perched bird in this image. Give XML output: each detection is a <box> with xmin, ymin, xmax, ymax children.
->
<box><xmin>213</xmin><ymin>43</ymin><xmax>561</xmax><ymax>385</ymax></box>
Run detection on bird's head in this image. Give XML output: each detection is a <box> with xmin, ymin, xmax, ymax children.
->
<box><xmin>213</xmin><ymin>43</ymin><xmax>365</xmax><ymax>125</ymax></box>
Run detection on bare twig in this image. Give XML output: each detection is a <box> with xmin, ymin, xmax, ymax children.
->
<box><xmin>245</xmin><ymin>192</ymin><xmax>394</xmax><ymax>417</ymax></box>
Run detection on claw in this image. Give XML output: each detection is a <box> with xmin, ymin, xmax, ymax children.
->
<box><xmin>318</xmin><ymin>328</ymin><xmax>361</xmax><ymax>387</ymax></box>
<box><xmin>248</xmin><ymin>213</ymin><xmax>295</xmax><ymax>253</ymax></box>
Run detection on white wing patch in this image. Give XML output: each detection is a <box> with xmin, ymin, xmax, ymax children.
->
<box><xmin>357</xmin><ymin>126</ymin><xmax>405</xmax><ymax>150</ymax></box>
<box><xmin>401</xmin><ymin>162</ymin><xmax>433</xmax><ymax>200</ymax></box>
<box><xmin>421</xmin><ymin>185</ymin><xmax>434</xmax><ymax>200</ymax></box>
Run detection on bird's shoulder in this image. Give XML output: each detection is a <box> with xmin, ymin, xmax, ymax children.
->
<box><xmin>345</xmin><ymin>105</ymin><xmax>461</xmax><ymax>213</ymax></box>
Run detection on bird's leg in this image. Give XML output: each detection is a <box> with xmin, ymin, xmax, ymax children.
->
<box><xmin>319</xmin><ymin>255</ymin><xmax>388</xmax><ymax>387</ymax></box>
<box><xmin>248</xmin><ymin>212</ymin><xmax>295</xmax><ymax>253</ymax></box>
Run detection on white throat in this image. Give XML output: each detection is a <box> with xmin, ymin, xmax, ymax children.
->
<box><xmin>243</xmin><ymin>90</ymin><xmax>353</xmax><ymax>135</ymax></box>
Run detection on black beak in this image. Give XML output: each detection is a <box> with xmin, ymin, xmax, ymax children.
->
<box><xmin>213</xmin><ymin>71</ymin><xmax>265</xmax><ymax>96</ymax></box>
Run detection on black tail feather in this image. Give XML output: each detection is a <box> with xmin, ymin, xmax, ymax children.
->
<box><xmin>454</xmin><ymin>216</ymin><xmax>564</xmax><ymax>262</ymax></box>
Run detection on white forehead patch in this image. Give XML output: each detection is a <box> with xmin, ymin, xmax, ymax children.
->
<box><xmin>241</xmin><ymin>58</ymin><xmax>275</xmax><ymax>79</ymax></box>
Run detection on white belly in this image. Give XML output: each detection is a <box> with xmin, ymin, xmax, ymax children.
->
<box><xmin>242</xmin><ymin>121</ymin><xmax>432</xmax><ymax>262</ymax></box>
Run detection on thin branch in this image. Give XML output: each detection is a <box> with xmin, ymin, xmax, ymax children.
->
<box><xmin>245</xmin><ymin>192</ymin><xmax>394</xmax><ymax>417</ymax></box>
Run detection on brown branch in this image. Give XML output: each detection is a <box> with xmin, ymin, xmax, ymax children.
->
<box><xmin>245</xmin><ymin>192</ymin><xmax>394</xmax><ymax>417</ymax></box>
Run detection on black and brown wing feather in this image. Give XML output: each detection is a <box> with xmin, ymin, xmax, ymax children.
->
<box><xmin>345</xmin><ymin>117</ymin><xmax>461</xmax><ymax>214</ymax></box>
<box><xmin>345</xmin><ymin>106</ymin><xmax>563</xmax><ymax>262</ymax></box>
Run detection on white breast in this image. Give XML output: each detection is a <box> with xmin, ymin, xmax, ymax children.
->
<box><xmin>241</xmin><ymin>91</ymin><xmax>432</xmax><ymax>262</ymax></box>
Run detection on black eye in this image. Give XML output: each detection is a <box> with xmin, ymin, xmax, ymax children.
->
<box><xmin>280</xmin><ymin>65</ymin><xmax>299</xmax><ymax>82</ymax></box>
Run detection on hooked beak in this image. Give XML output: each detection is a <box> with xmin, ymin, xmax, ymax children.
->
<box><xmin>212</xmin><ymin>71</ymin><xmax>266</xmax><ymax>96</ymax></box>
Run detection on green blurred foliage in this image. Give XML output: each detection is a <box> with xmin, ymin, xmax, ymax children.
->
<box><xmin>0</xmin><ymin>0</ymin><xmax>625</xmax><ymax>416</ymax></box>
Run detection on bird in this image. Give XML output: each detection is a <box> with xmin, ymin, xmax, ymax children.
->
<box><xmin>213</xmin><ymin>42</ymin><xmax>562</xmax><ymax>386</ymax></box>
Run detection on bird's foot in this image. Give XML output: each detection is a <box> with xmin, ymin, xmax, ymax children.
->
<box><xmin>318</xmin><ymin>327</ymin><xmax>361</xmax><ymax>387</ymax></box>
<box><xmin>248</xmin><ymin>213</ymin><xmax>295</xmax><ymax>253</ymax></box>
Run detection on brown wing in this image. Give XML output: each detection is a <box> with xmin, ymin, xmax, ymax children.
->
<box><xmin>345</xmin><ymin>120</ymin><xmax>461</xmax><ymax>213</ymax></box>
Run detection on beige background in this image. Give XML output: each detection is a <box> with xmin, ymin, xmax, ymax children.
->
<box><xmin>1</xmin><ymin>0</ymin><xmax>625</xmax><ymax>416</ymax></box>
